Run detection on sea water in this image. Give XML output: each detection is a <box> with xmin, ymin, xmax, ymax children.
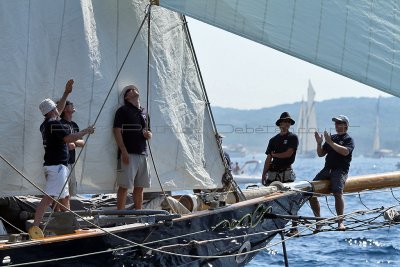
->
<box><xmin>235</xmin><ymin>155</ymin><xmax>400</xmax><ymax>267</ymax></box>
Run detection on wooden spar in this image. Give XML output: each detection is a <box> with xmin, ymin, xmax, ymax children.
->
<box><xmin>311</xmin><ymin>171</ymin><xmax>400</xmax><ymax>194</ymax></box>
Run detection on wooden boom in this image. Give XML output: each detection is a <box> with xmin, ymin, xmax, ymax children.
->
<box><xmin>311</xmin><ymin>171</ymin><xmax>400</xmax><ymax>194</ymax></box>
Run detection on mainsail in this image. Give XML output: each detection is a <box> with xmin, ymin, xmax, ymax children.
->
<box><xmin>297</xmin><ymin>80</ymin><xmax>317</xmax><ymax>157</ymax></box>
<box><xmin>0</xmin><ymin>0</ymin><xmax>224</xmax><ymax>197</ymax></box>
<box><xmin>160</xmin><ymin>0</ymin><xmax>400</xmax><ymax>98</ymax></box>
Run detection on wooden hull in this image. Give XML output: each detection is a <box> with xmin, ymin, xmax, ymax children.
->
<box><xmin>0</xmin><ymin>191</ymin><xmax>309</xmax><ymax>266</ymax></box>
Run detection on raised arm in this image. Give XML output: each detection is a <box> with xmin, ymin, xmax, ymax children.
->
<box><xmin>57</xmin><ymin>79</ymin><xmax>74</xmax><ymax>114</ymax></box>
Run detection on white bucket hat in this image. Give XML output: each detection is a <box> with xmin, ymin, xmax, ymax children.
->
<box><xmin>120</xmin><ymin>85</ymin><xmax>138</xmax><ymax>105</ymax></box>
<box><xmin>39</xmin><ymin>98</ymin><xmax>57</xmax><ymax>116</ymax></box>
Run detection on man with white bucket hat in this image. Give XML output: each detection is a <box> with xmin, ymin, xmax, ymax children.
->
<box><xmin>29</xmin><ymin>79</ymin><xmax>95</xmax><ymax>238</ymax></box>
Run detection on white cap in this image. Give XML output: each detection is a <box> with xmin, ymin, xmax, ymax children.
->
<box><xmin>332</xmin><ymin>115</ymin><xmax>349</xmax><ymax>126</ymax></box>
<box><xmin>39</xmin><ymin>98</ymin><xmax>57</xmax><ymax>116</ymax></box>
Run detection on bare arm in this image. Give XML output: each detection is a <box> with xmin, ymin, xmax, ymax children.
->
<box><xmin>74</xmin><ymin>139</ymin><xmax>85</xmax><ymax>147</ymax></box>
<box><xmin>324</xmin><ymin>131</ymin><xmax>350</xmax><ymax>156</ymax></box>
<box><xmin>261</xmin><ymin>154</ymin><xmax>272</xmax><ymax>180</ymax></box>
<box><xmin>271</xmin><ymin>148</ymin><xmax>295</xmax><ymax>159</ymax></box>
<box><xmin>56</xmin><ymin>79</ymin><xmax>74</xmax><ymax>114</ymax></box>
<box><xmin>63</xmin><ymin>126</ymin><xmax>94</xmax><ymax>143</ymax></box>
<box><xmin>315</xmin><ymin>131</ymin><xmax>327</xmax><ymax>157</ymax></box>
<box><xmin>113</xmin><ymin>128</ymin><xmax>129</xmax><ymax>164</ymax></box>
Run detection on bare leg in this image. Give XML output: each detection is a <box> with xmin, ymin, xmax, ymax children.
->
<box><xmin>58</xmin><ymin>197</ymin><xmax>70</xmax><ymax>211</ymax></box>
<box><xmin>334</xmin><ymin>193</ymin><xmax>345</xmax><ymax>230</ymax></box>
<box><xmin>33</xmin><ymin>196</ymin><xmax>53</xmax><ymax>226</ymax></box>
<box><xmin>53</xmin><ymin>196</ymin><xmax>70</xmax><ymax>212</ymax></box>
<box><xmin>309</xmin><ymin>196</ymin><xmax>322</xmax><ymax>231</ymax></box>
<box><xmin>117</xmin><ymin>187</ymin><xmax>128</xmax><ymax>210</ymax></box>
<box><xmin>133</xmin><ymin>187</ymin><xmax>144</xmax><ymax>209</ymax></box>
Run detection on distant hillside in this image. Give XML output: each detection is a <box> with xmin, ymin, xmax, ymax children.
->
<box><xmin>211</xmin><ymin>97</ymin><xmax>400</xmax><ymax>156</ymax></box>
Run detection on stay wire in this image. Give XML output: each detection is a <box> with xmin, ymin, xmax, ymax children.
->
<box><xmin>358</xmin><ymin>192</ymin><xmax>372</xmax><ymax>210</ymax></box>
<box><xmin>390</xmin><ymin>188</ymin><xmax>400</xmax><ymax>203</ymax></box>
<box><xmin>0</xmin><ymin>216</ymin><xmax>24</xmax><ymax>234</ymax></box>
<box><xmin>324</xmin><ymin>195</ymin><xmax>337</xmax><ymax>216</ymax></box>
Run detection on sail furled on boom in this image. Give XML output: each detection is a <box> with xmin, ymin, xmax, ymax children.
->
<box><xmin>0</xmin><ymin>0</ymin><xmax>224</xmax><ymax>197</ymax></box>
<box><xmin>160</xmin><ymin>0</ymin><xmax>400</xmax><ymax>97</ymax></box>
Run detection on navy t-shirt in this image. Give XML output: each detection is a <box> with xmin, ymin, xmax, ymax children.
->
<box><xmin>40</xmin><ymin>119</ymin><xmax>70</xmax><ymax>166</ymax></box>
<box><xmin>266</xmin><ymin>132</ymin><xmax>298</xmax><ymax>169</ymax></box>
<box><xmin>113</xmin><ymin>103</ymin><xmax>150</xmax><ymax>155</ymax></box>
<box><xmin>323</xmin><ymin>133</ymin><xmax>354</xmax><ymax>172</ymax></box>
<box><xmin>60</xmin><ymin>119</ymin><xmax>80</xmax><ymax>164</ymax></box>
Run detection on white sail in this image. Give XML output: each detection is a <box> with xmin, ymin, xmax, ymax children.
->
<box><xmin>160</xmin><ymin>0</ymin><xmax>400</xmax><ymax>98</ymax></box>
<box><xmin>0</xmin><ymin>0</ymin><xmax>224</xmax><ymax>197</ymax></box>
<box><xmin>297</xmin><ymin>81</ymin><xmax>317</xmax><ymax>156</ymax></box>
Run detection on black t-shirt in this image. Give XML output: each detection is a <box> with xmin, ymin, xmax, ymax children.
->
<box><xmin>60</xmin><ymin>119</ymin><xmax>80</xmax><ymax>164</ymax></box>
<box><xmin>323</xmin><ymin>133</ymin><xmax>354</xmax><ymax>172</ymax></box>
<box><xmin>40</xmin><ymin>118</ymin><xmax>70</xmax><ymax>166</ymax></box>
<box><xmin>266</xmin><ymin>132</ymin><xmax>298</xmax><ymax>168</ymax></box>
<box><xmin>113</xmin><ymin>103</ymin><xmax>150</xmax><ymax>155</ymax></box>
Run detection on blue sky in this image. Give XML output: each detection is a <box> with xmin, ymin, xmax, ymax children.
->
<box><xmin>187</xmin><ymin>18</ymin><xmax>390</xmax><ymax>110</ymax></box>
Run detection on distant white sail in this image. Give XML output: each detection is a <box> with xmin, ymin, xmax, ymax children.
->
<box><xmin>160</xmin><ymin>0</ymin><xmax>400</xmax><ymax>98</ymax></box>
<box><xmin>0</xmin><ymin>0</ymin><xmax>224</xmax><ymax>197</ymax></box>
<box><xmin>297</xmin><ymin>81</ymin><xmax>317</xmax><ymax>157</ymax></box>
<box><xmin>372</xmin><ymin>97</ymin><xmax>381</xmax><ymax>152</ymax></box>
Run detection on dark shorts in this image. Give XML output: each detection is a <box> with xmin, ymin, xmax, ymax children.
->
<box><xmin>313</xmin><ymin>167</ymin><xmax>348</xmax><ymax>193</ymax></box>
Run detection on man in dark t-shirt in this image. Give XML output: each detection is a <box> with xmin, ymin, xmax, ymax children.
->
<box><xmin>261</xmin><ymin>112</ymin><xmax>299</xmax><ymax>186</ymax></box>
<box><xmin>261</xmin><ymin>112</ymin><xmax>299</xmax><ymax>236</ymax></box>
<box><xmin>59</xmin><ymin>100</ymin><xmax>84</xmax><ymax>197</ymax></box>
<box><xmin>113</xmin><ymin>85</ymin><xmax>152</xmax><ymax>210</ymax></box>
<box><xmin>31</xmin><ymin>79</ymin><xmax>95</xmax><ymax>237</ymax></box>
<box><xmin>310</xmin><ymin>115</ymin><xmax>355</xmax><ymax>232</ymax></box>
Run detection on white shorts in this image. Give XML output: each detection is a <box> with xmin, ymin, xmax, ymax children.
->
<box><xmin>118</xmin><ymin>154</ymin><xmax>151</xmax><ymax>189</ymax></box>
<box><xmin>67</xmin><ymin>164</ymin><xmax>77</xmax><ymax>196</ymax></box>
<box><xmin>43</xmin><ymin>164</ymin><xmax>69</xmax><ymax>198</ymax></box>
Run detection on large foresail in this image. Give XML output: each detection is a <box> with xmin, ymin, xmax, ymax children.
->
<box><xmin>0</xmin><ymin>0</ymin><xmax>224</xmax><ymax>197</ymax></box>
<box><xmin>160</xmin><ymin>0</ymin><xmax>400</xmax><ymax>97</ymax></box>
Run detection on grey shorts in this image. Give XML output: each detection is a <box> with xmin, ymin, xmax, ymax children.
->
<box><xmin>313</xmin><ymin>167</ymin><xmax>348</xmax><ymax>193</ymax></box>
<box><xmin>118</xmin><ymin>154</ymin><xmax>151</xmax><ymax>189</ymax></box>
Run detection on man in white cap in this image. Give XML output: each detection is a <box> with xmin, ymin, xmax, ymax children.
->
<box><xmin>113</xmin><ymin>85</ymin><xmax>152</xmax><ymax>210</ymax></box>
<box><xmin>310</xmin><ymin>115</ymin><xmax>355</xmax><ymax>232</ymax></box>
<box><xmin>32</xmin><ymin>79</ymin><xmax>95</xmax><ymax>235</ymax></box>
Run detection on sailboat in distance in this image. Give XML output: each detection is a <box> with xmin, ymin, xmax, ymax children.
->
<box><xmin>297</xmin><ymin>80</ymin><xmax>317</xmax><ymax>158</ymax></box>
<box><xmin>369</xmin><ymin>96</ymin><xmax>395</xmax><ymax>158</ymax></box>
